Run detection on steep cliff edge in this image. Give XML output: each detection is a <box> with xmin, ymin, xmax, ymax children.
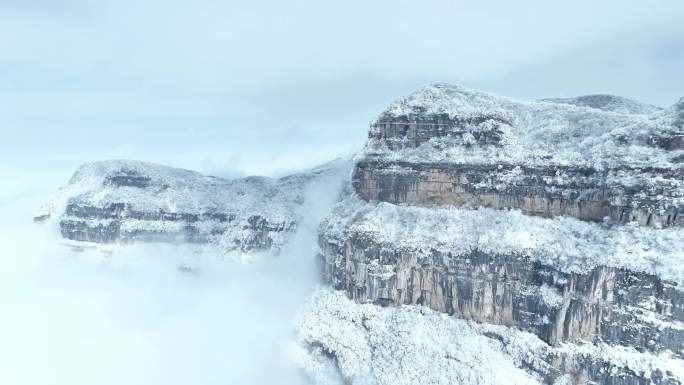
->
<box><xmin>35</xmin><ymin>159</ymin><xmax>350</xmax><ymax>253</ymax></box>
<box><xmin>354</xmin><ymin>83</ymin><xmax>684</xmax><ymax>227</ymax></box>
<box><xmin>315</xmin><ymin>84</ymin><xmax>684</xmax><ymax>384</ymax></box>
<box><xmin>319</xmin><ymin>195</ymin><xmax>684</xmax><ymax>353</ymax></box>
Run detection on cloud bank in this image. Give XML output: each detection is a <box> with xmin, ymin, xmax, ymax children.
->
<box><xmin>0</xmin><ymin>162</ymin><xmax>345</xmax><ymax>385</ymax></box>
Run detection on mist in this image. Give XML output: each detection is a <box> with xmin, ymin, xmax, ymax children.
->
<box><xmin>3</xmin><ymin>0</ymin><xmax>684</xmax><ymax>175</ymax></box>
<box><xmin>1</xmin><ymin>1</ymin><xmax>683</xmax><ymax>384</ymax></box>
<box><xmin>0</xmin><ymin>161</ymin><xmax>347</xmax><ymax>385</ymax></box>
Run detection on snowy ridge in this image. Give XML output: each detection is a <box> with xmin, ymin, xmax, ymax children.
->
<box><xmin>319</xmin><ymin>195</ymin><xmax>684</xmax><ymax>286</ymax></box>
<box><xmin>365</xmin><ymin>83</ymin><xmax>684</xmax><ymax>169</ymax></box>
<box><xmin>541</xmin><ymin>94</ymin><xmax>662</xmax><ymax>115</ymax></box>
<box><xmin>37</xmin><ymin>158</ymin><xmax>351</xmax><ymax>251</ymax></box>
<box><xmin>295</xmin><ymin>289</ymin><xmax>683</xmax><ymax>385</ymax></box>
<box><xmin>38</xmin><ymin>159</ymin><xmax>299</xmax><ymax>221</ymax></box>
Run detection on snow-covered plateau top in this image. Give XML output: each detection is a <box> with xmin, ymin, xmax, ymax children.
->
<box><xmin>320</xmin><ymin>195</ymin><xmax>684</xmax><ymax>286</ymax></box>
<box><xmin>540</xmin><ymin>94</ymin><xmax>663</xmax><ymax>115</ymax></box>
<box><xmin>367</xmin><ymin>83</ymin><xmax>684</xmax><ymax>169</ymax></box>
<box><xmin>35</xmin><ymin>159</ymin><xmax>348</xmax><ymax>225</ymax></box>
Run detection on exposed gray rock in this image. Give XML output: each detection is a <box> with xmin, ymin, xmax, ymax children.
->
<box><xmin>319</xmin><ymin>217</ymin><xmax>683</xmax><ymax>354</ymax></box>
<box><xmin>353</xmin><ymin>160</ymin><xmax>684</xmax><ymax>227</ymax></box>
<box><xmin>357</xmin><ymin>83</ymin><xmax>684</xmax><ymax>227</ymax></box>
<box><xmin>317</xmin><ymin>192</ymin><xmax>684</xmax><ymax>356</ymax></box>
<box><xmin>310</xmin><ymin>84</ymin><xmax>684</xmax><ymax>384</ymax></box>
<box><xmin>36</xmin><ymin>158</ymin><xmax>350</xmax><ymax>252</ymax></box>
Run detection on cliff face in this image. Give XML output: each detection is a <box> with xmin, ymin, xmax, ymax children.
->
<box><xmin>319</xmin><ymin>197</ymin><xmax>684</xmax><ymax>354</ymax></box>
<box><xmin>36</xmin><ymin>159</ymin><xmax>349</xmax><ymax>253</ymax></box>
<box><xmin>315</xmin><ymin>84</ymin><xmax>684</xmax><ymax>384</ymax></box>
<box><xmin>354</xmin><ymin>84</ymin><xmax>683</xmax><ymax>227</ymax></box>
<box><xmin>354</xmin><ymin>161</ymin><xmax>683</xmax><ymax>227</ymax></box>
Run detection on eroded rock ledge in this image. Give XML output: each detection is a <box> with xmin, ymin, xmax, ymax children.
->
<box><xmin>36</xmin><ymin>159</ymin><xmax>349</xmax><ymax>252</ymax></box>
<box><xmin>354</xmin><ymin>160</ymin><xmax>683</xmax><ymax>227</ymax></box>
<box><xmin>318</xmin><ymin>196</ymin><xmax>684</xmax><ymax>355</ymax></box>
<box><xmin>315</xmin><ymin>84</ymin><xmax>684</xmax><ymax>384</ymax></box>
<box><xmin>356</xmin><ymin>83</ymin><xmax>684</xmax><ymax>227</ymax></box>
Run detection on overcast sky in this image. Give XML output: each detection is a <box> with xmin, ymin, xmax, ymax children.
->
<box><xmin>2</xmin><ymin>0</ymin><xmax>684</xmax><ymax>176</ymax></box>
<box><xmin>0</xmin><ymin>4</ymin><xmax>683</xmax><ymax>384</ymax></box>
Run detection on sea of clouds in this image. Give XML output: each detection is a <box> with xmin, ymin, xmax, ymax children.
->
<box><xmin>0</xmin><ymin>161</ymin><xmax>346</xmax><ymax>385</ymax></box>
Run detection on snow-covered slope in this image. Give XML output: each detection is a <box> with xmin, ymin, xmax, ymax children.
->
<box><xmin>541</xmin><ymin>94</ymin><xmax>663</xmax><ymax>115</ymax></box>
<box><xmin>315</xmin><ymin>84</ymin><xmax>684</xmax><ymax>384</ymax></box>
<box><xmin>355</xmin><ymin>83</ymin><xmax>684</xmax><ymax>227</ymax></box>
<box><xmin>295</xmin><ymin>289</ymin><xmax>683</xmax><ymax>385</ymax></box>
<box><xmin>36</xmin><ymin>158</ymin><xmax>351</xmax><ymax>252</ymax></box>
<box><xmin>368</xmin><ymin>82</ymin><xmax>682</xmax><ymax>168</ymax></box>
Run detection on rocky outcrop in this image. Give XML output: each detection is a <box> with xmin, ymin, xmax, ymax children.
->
<box><xmin>354</xmin><ymin>161</ymin><xmax>683</xmax><ymax>227</ymax></box>
<box><xmin>314</xmin><ymin>84</ymin><xmax>684</xmax><ymax>384</ymax></box>
<box><xmin>36</xmin><ymin>159</ymin><xmax>349</xmax><ymax>252</ymax></box>
<box><xmin>318</xmin><ymin>197</ymin><xmax>684</xmax><ymax>356</ymax></box>
<box><xmin>356</xmin><ymin>83</ymin><xmax>684</xmax><ymax>227</ymax></box>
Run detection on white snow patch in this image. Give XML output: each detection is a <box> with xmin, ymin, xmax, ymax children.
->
<box><xmin>294</xmin><ymin>288</ymin><xmax>542</xmax><ymax>385</ymax></box>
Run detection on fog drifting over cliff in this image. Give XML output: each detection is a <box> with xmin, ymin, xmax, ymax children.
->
<box><xmin>0</xmin><ymin>163</ymin><xmax>345</xmax><ymax>385</ymax></box>
<box><xmin>1</xmin><ymin>1</ymin><xmax>684</xmax><ymax>384</ymax></box>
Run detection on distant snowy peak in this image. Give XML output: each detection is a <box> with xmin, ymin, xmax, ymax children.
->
<box><xmin>541</xmin><ymin>94</ymin><xmax>662</xmax><ymax>115</ymax></box>
<box><xmin>39</xmin><ymin>158</ymin><xmax>350</xmax><ymax>219</ymax></box>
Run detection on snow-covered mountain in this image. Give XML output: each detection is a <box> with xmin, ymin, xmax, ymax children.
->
<box><xmin>312</xmin><ymin>84</ymin><xmax>684</xmax><ymax>385</ymax></box>
<box><xmin>36</xmin><ymin>83</ymin><xmax>684</xmax><ymax>385</ymax></box>
<box><xmin>35</xmin><ymin>158</ymin><xmax>351</xmax><ymax>253</ymax></box>
<box><xmin>357</xmin><ymin>83</ymin><xmax>683</xmax><ymax>227</ymax></box>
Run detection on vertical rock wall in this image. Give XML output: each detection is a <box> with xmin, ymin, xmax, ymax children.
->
<box><xmin>319</xmin><ymin>232</ymin><xmax>684</xmax><ymax>355</ymax></box>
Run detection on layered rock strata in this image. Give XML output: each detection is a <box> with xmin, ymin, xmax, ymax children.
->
<box><xmin>319</xmin><ymin>197</ymin><xmax>684</xmax><ymax>354</ymax></box>
<box><xmin>354</xmin><ymin>161</ymin><xmax>683</xmax><ymax>227</ymax></box>
<box><xmin>316</xmin><ymin>84</ymin><xmax>684</xmax><ymax>384</ymax></box>
<box><xmin>355</xmin><ymin>84</ymin><xmax>684</xmax><ymax>227</ymax></box>
<box><xmin>36</xmin><ymin>159</ymin><xmax>348</xmax><ymax>252</ymax></box>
